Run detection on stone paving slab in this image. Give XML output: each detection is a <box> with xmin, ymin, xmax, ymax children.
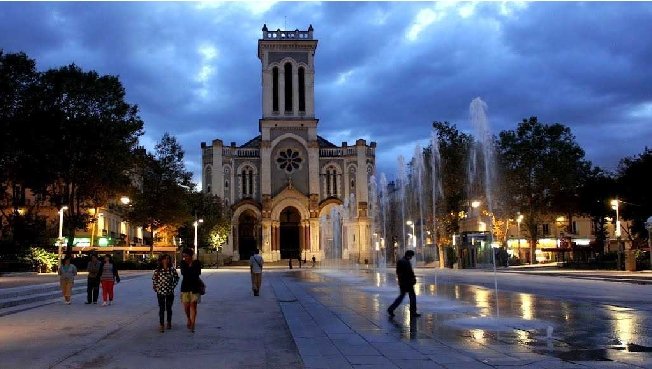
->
<box><xmin>2</xmin><ymin>268</ymin><xmax>651</xmax><ymax>369</ymax></box>
<box><xmin>274</xmin><ymin>270</ymin><xmax>651</xmax><ymax>369</ymax></box>
<box><xmin>0</xmin><ymin>270</ymin><xmax>302</xmax><ymax>369</ymax></box>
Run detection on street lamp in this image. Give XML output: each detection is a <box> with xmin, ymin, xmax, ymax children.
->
<box><xmin>471</xmin><ymin>200</ymin><xmax>481</xmax><ymax>209</ymax></box>
<box><xmin>193</xmin><ymin>218</ymin><xmax>204</xmax><ymax>259</ymax></box>
<box><xmin>406</xmin><ymin>221</ymin><xmax>416</xmax><ymax>247</ymax></box>
<box><xmin>516</xmin><ymin>213</ymin><xmax>523</xmax><ymax>260</ymax></box>
<box><xmin>611</xmin><ymin>199</ymin><xmax>621</xmax><ymax>237</ymax></box>
<box><xmin>611</xmin><ymin>199</ymin><xmax>623</xmax><ymax>270</ymax></box>
<box><xmin>120</xmin><ymin>196</ymin><xmax>131</xmax><ymax>247</ymax></box>
<box><xmin>645</xmin><ymin>216</ymin><xmax>652</xmax><ymax>271</ymax></box>
<box><xmin>58</xmin><ymin>206</ymin><xmax>68</xmax><ymax>266</ymax></box>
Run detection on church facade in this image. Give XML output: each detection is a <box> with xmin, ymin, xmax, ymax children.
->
<box><xmin>200</xmin><ymin>25</ymin><xmax>376</xmax><ymax>262</ymax></box>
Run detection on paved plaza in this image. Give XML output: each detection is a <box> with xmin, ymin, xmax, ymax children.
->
<box><xmin>1</xmin><ymin>267</ymin><xmax>651</xmax><ymax>369</ymax></box>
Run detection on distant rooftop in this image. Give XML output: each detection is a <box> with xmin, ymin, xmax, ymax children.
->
<box><xmin>261</xmin><ymin>24</ymin><xmax>314</xmax><ymax>40</ymax></box>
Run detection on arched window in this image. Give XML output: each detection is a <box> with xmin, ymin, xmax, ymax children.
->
<box><xmin>284</xmin><ymin>63</ymin><xmax>293</xmax><ymax>112</ymax></box>
<box><xmin>272</xmin><ymin>67</ymin><xmax>279</xmax><ymax>112</ymax></box>
<box><xmin>248</xmin><ymin>171</ymin><xmax>253</xmax><ymax>196</ymax></box>
<box><xmin>240</xmin><ymin>166</ymin><xmax>255</xmax><ymax>198</ymax></box>
<box><xmin>204</xmin><ymin>166</ymin><xmax>212</xmax><ymax>194</ymax></box>
<box><xmin>326</xmin><ymin>169</ymin><xmax>331</xmax><ymax>196</ymax></box>
<box><xmin>324</xmin><ymin>165</ymin><xmax>338</xmax><ymax>198</ymax></box>
<box><xmin>241</xmin><ymin>169</ymin><xmax>247</xmax><ymax>197</ymax></box>
<box><xmin>298</xmin><ymin>67</ymin><xmax>305</xmax><ymax>112</ymax></box>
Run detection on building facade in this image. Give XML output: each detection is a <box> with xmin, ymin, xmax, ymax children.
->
<box><xmin>201</xmin><ymin>25</ymin><xmax>376</xmax><ymax>262</ymax></box>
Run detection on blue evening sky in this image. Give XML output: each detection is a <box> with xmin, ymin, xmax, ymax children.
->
<box><xmin>1</xmin><ymin>1</ymin><xmax>650</xmax><ymax>185</ymax></box>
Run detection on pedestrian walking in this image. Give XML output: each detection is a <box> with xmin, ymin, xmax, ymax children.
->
<box><xmin>311</xmin><ymin>255</ymin><xmax>316</xmax><ymax>268</ymax></box>
<box><xmin>85</xmin><ymin>254</ymin><xmax>101</xmax><ymax>304</ymax></box>
<box><xmin>180</xmin><ymin>248</ymin><xmax>202</xmax><ymax>333</ymax></box>
<box><xmin>98</xmin><ymin>254</ymin><xmax>120</xmax><ymax>306</ymax></box>
<box><xmin>152</xmin><ymin>254</ymin><xmax>179</xmax><ymax>333</ymax></box>
<box><xmin>58</xmin><ymin>256</ymin><xmax>77</xmax><ymax>304</ymax></box>
<box><xmin>387</xmin><ymin>250</ymin><xmax>421</xmax><ymax>318</ymax></box>
<box><xmin>249</xmin><ymin>248</ymin><xmax>263</xmax><ymax>296</ymax></box>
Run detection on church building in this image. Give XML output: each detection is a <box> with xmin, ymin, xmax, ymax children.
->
<box><xmin>201</xmin><ymin>25</ymin><xmax>376</xmax><ymax>262</ymax></box>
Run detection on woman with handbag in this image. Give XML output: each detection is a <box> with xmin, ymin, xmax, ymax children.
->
<box><xmin>153</xmin><ymin>254</ymin><xmax>179</xmax><ymax>332</ymax></box>
<box><xmin>180</xmin><ymin>248</ymin><xmax>202</xmax><ymax>333</ymax></box>
<box><xmin>97</xmin><ymin>254</ymin><xmax>120</xmax><ymax>306</ymax></box>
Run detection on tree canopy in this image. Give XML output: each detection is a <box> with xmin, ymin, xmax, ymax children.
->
<box><xmin>128</xmin><ymin>133</ymin><xmax>193</xmax><ymax>250</ymax></box>
<box><xmin>497</xmin><ymin>117</ymin><xmax>591</xmax><ymax>261</ymax></box>
<box><xmin>1</xmin><ymin>51</ymin><xmax>144</xmax><ymax>252</ymax></box>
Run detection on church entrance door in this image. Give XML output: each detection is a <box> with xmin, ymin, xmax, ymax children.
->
<box><xmin>238</xmin><ymin>210</ymin><xmax>258</xmax><ymax>261</ymax></box>
<box><xmin>280</xmin><ymin>206</ymin><xmax>301</xmax><ymax>259</ymax></box>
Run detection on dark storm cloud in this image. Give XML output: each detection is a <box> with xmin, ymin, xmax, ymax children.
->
<box><xmin>1</xmin><ymin>1</ymin><xmax>650</xmax><ymax>183</ymax></box>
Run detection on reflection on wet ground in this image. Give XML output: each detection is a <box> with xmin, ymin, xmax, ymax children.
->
<box><xmin>291</xmin><ymin>269</ymin><xmax>652</xmax><ymax>367</ymax></box>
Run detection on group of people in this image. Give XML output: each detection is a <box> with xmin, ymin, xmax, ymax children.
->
<box><xmin>57</xmin><ymin>254</ymin><xmax>120</xmax><ymax>305</ymax></box>
<box><xmin>152</xmin><ymin>248</ymin><xmax>203</xmax><ymax>333</ymax></box>
<box><xmin>59</xmin><ymin>246</ymin><xmax>419</xmax><ymax>333</ymax></box>
<box><xmin>57</xmin><ymin>248</ymin><xmax>204</xmax><ymax>334</ymax></box>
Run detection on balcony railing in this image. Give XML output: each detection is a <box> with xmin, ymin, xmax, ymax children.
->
<box><xmin>223</xmin><ymin>147</ymin><xmax>260</xmax><ymax>158</ymax></box>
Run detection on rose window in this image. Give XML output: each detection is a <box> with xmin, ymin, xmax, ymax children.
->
<box><xmin>276</xmin><ymin>148</ymin><xmax>303</xmax><ymax>173</ymax></box>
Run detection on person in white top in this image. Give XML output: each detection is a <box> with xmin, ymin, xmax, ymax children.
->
<box><xmin>249</xmin><ymin>249</ymin><xmax>263</xmax><ymax>296</ymax></box>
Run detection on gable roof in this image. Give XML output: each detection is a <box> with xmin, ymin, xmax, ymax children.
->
<box><xmin>238</xmin><ymin>134</ymin><xmax>338</xmax><ymax>149</ymax></box>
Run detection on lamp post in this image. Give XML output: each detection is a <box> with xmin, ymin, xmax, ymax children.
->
<box><xmin>611</xmin><ymin>199</ymin><xmax>622</xmax><ymax>270</ymax></box>
<box><xmin>406</xmin><ymin>220</ymin><xmax>416</xmax><ymax>264</ymax></box>
<box><xmin>58</xmin><ymin>206</ymin><xmax>68</xmax><ymax>266</ymax></box>
<box><xmin>194</xmin><ymin>218</ymin><xmax>204</xmax><ymax>259</ymax></box>
<box><xmin>120</xmin><ymin>196</ymin><xmax>131</xmax><ymax>248</ymax></box>
<box><xmin>645</xmin><ymin>216</ymin><xmax>652</xmax><ymax>271</ymax></box>
<box><xmin>516</xmin><ymin>213</ymin><xmax>523</xmax><ymax>261</ymax></box>
<box><xmin>406</xmin><ymin>221</ymin><xmax>416</xmax><ymax>247</ymax></box>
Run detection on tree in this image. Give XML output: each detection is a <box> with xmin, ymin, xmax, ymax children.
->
<box><xmin>31</xmin><ymin>64</ymin><xmax>144</xmax><ymax>253</ymax></box>
<box><xmin>177</xmin><ymin>192</ymin><xmax>230</xmax><ymax>251</ymax></box>
<box><xmin>209</xmin><ymin>218</ymin><xmax>231</xmax><ymax>250</ymax></box>
<box><xmin>0</xmin><ymin>51</ymin><xmax>40</xmax><ymax>245</ymax></box>
<box><xmin>128</xmin><ymin>133</ymin><xmax>193</xmax><ymax>253</ymax></box>
<box><xmin>577</xmin><ymin>167</ymin><xmax>617</xmax><ymax>254</ymax></box>
<box><xmin>617</xmin><ymin>147</ymin><xmax>652</xmax><ymax>240</ymax></box>
<box><xmin>497</xmin><ymin>117</ymin><xmax>591</xmax><ymax>263</ymax></box>
<box><xmin>430</xmin><ymin>121</ymin><xmax>473</xmax><ymax>240</ymax></box>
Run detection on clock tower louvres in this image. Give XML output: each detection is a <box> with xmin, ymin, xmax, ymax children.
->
<box><xmin>201</xmin><ymin>25</ymin><xmax>376</xmax><ymax>263</ymax></box>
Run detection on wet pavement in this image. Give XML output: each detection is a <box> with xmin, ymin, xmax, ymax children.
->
<box><xmin>1</xmin><ymin>267</ymin><xmax>651</xmax><ymax>368</ymax></box>
<box><xmin>278</xmin><ymin>267</ymin><xmax>652</xmax><ymax>368</ymax></box>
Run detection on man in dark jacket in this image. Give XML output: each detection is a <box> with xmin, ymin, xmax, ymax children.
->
<box><xmin>387</xmin><ymin>250</ymin><xmax>420</xmax><ymax>317</ymax></box>
<box><xmin>85</xmin><ymin>254</ymin><xmax>101</xmax><ymax>304</ymax></box>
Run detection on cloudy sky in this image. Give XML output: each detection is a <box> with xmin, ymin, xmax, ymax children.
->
<box><xmin>1</xmin><ymin>1</ymin><xmax>651</xmax><ymax>185</ymax></box>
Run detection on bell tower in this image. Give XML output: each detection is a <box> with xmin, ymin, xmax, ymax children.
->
<box><xmin>258</xmin><ymin>24</ymin><xmax>317</xmax><ymax>121</ymax></box>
